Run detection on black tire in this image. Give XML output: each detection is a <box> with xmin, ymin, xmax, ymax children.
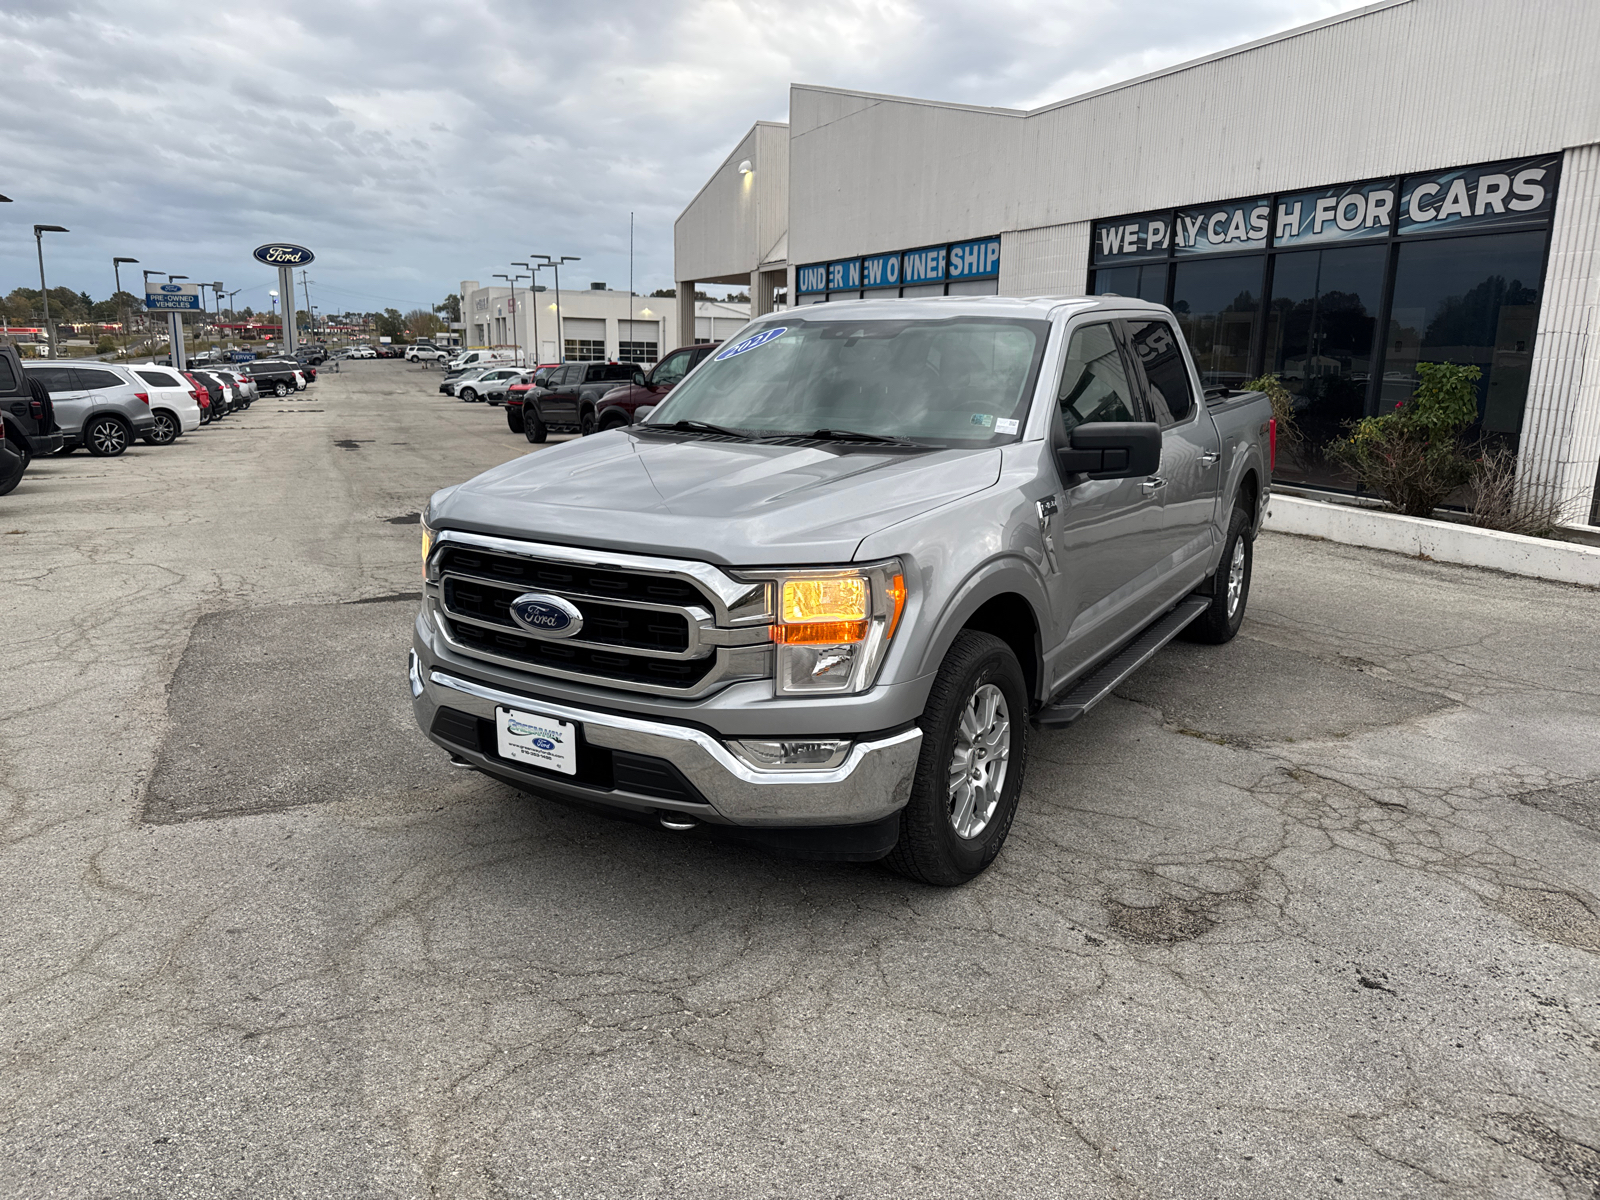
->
<box><xmin>885</xmin><ymin>630</ymin><xmax>1029</xmax><ymax>886</ymax></box>
<box><xmin>10</xmin><ymin>433</ymin><xmax>32</xmax><ymax>471</ymax></box>
<box><xmin>460</xmin><ymin>387</ymin><xmax>477</xmax><ymax>403</ymax></box>
<box><xmin>579</xmin><ymin>409</ymin><xmax>598</xmax><ymax>436</ymax></box>
<box><xmin>145</xmin><ymin>411</ymin><xmax>179</xmax><ymax>445</ymax></box>
<box><xmin>525</xmin><ymin>412</ymin><xmax>547</xmax><ymax>444</ymax></box>
<box><xmin>0</xmin><ymin>455</ymin><xmax>21</xmax><ymax>497</ymax></box>
<box><xmin>273</xmin><ymin>382</ymin><xmax>289</xmax><ymax>398</ymax></box>
<box><xmin>85</xmin><ymin>416</ymin><xmax>130</xmax><ymax>457</ymax></box>
<box><xmin>1182</xmin><ymin>505</ymin><xmax>1253</xmax><ymax>645</ymax></box>
<box><xmin>507</xmin><ymin>410</ymin><xmax>525</xmax><ymax>434</ymax></box>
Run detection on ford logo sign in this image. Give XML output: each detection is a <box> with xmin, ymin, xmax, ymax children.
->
<box><xmin>252</xmin><ymin>243</ymin><xmax>316</xmax><ymax>266</ymax></box>
<box><xmin>508</xmin><ymin>593</ymin><xmax>584</xmax><ymax>639</ymax></box>
<box><xmin>159</xmin><ymin>283</ymin><xmax>183</xmax><ymax>293</ymax></box>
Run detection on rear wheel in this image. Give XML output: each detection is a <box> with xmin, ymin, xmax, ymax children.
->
<box><xmin>885</xmin><ymin>630</ymin><xmax>1029</xmax><ymax>886</ymax></box>
<box><xmin>145</xmin><ymin>411</ymin><xmax>179</xmax><ymax>445</ymax></box>
<box><xmin>1182</xmin><ymin>505</ymin><xmax>1253</xmax><ymax>645</ymax></box>
<box><xmin>525</xmin><ymin>412</ymin><xmax>548</xmax><ymax>444</ymax></box>
<box><xmin>85</xmin><ymin>416</ymin><xmax>130</xmax><ymax>457</ymax></box>
<box><xmin>273</xmin><ymin>382</ymin><xmax>289</xmax><ymax>398</ymax></box>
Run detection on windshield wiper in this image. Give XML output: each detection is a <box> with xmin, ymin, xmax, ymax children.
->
<box><xmin>656</xmin><ymin>419</ymin><xmax>763</xmax><ymax>440</ymax></box>
<box><xmin>809</xmin><ymin>427</ymin><xmax>922</xmax><ymax>446</ymax></box>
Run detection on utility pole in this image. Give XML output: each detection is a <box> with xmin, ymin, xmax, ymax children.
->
<box><xmin>299</xmin><ymin>269</ymin><xmax>314</xmax><ymax>343</ymax></box>
<box><xmin>512</xmin><ymin>262</ymin><xmax>534</xmax><ymax>364</ymax></box>
<box><xmin>628</xmin><ymin>212</ymin><xmax>634</xmax><ymax>364</ymax></box>
<box><xmin>33</xmin><ymin>224</ymin><xmax>68</xmax><ymax>358</ymax></box>
<box><xmin>533</xmin><ymin>254</ymin><xmax>579</xmax><ymax>363</ymax></box>
<box><xmin>113</xmin><ymin>257</ymin><xmax>138</xmax><ymax>358</ymax></box>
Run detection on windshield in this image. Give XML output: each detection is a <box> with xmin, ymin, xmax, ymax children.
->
<box><xmin>645</xmin><ymin>316</ymin><xmax>1048</xmax><ymax>445</ymax></box>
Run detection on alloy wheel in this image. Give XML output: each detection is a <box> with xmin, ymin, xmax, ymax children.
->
<box><xmin>1226</xmin><ymin>537</ymin><xmax>1246</xmax><ymax>618</ymax></box>
<box><xmin>89</xmin><ymin>419</ymin><xmax>127</xmax><ymax>456</ymax></box>
<box><xmin>947</xmin><ymin>683</ymin><xmax>1011</xmax><ymax>840</ymax></box>
<box><xmin>151</xmin><ymin>413</ymin><xmax>178</xmax><ymax>444</ymax></box>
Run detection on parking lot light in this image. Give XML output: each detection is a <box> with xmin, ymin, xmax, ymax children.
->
<box><xmin>33</xmin><ymin>224</ymin><xmax>69</xmax><ymax>358</ymax></box>
<box><xmin>113</xmin><ymin>257</ymin><xmax>138</xmax><ymax>356</ymax></box>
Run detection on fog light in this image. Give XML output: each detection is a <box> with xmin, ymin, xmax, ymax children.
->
<box><xmin>777</xmin><ymin>642</ymin><xmax>859</xmax><ymax>692</ymax></box>
<box><xmin>731</xmin><ymin>738</ymin><xmax>851</xmax><ymax>770</ymax></box>
<box><xmin>408</xmin><ymin>650</ymin><xmax>424</xmax><ymax>698</ymax></box>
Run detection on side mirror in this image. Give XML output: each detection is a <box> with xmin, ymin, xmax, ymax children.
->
<box><xmin>1057</xmin><ymin>422</ymin><xmax>1162</xmax><ymax>481</ymax></box>
<box><xmin>633</xmin><ymin>405</ymin><xmax>656</xmax><ymax>425</ymax></box>
<box><xmin>632</xmin><ymin>368</ymin><xmax>647</xmax><ymax>386</ymax></box>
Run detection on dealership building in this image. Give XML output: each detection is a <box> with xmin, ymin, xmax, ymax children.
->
<box><xmin>674</xmin><ymin>0</ymin><xmax>1600</xmax><ymax>525</ymax></box>
<box><xmin>457</xmin><ymin>282</ymin><xmax>748</xmax><ymax>365</ymax></box>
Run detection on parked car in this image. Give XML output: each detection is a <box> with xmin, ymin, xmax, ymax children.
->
<box><xmin>440</xmin><ymin>366</ymin><xmax>494</xmax><ymax>397</ymax></box>
<box><xmin>349</xmin><ymin>346</ymin><xmax>377</xmax><ymax>359</ymax></box>
<box><xmin>241</xmin><ymin>360</ymin><xmax>307</xmax><ymax>397</ymax></box>
<box><xmin>186</xmin><ymin>371</ymin><xmax>229</xmax><ymax>418</ymax></box>
<box><xmin>446</xmin><ymin>348</ymin><xmax>519</xmax><ymax>372</ymax></box>
<box><xmin>23</xmin><ymin>361</ymin><xmax>157</xmax><ymax>456</ymax></box>
<box><xmin>521</xmin><ymin>361</ymin><xmax>641</xmax><ymax>441</ymax></box>
<box><xmin>457</xmin><ymin>367</ymin><xmax>524</xmax><ymax>404</ymax></box>
<box><xmin>406</xmin><ymin>344</ymin><xmax>450</xmax><ymax>364</ymax></box>
<box><xmin>0</xmin><ymin>415</ymin><xmax>26</xmax><ymax>496</ymax></box>
<box><xmin>0</xmin><ymin>342</ymin><xmax>64</xmax><ymax>467</ymax></box>
<box><xmin>376</xmin><ymin>345</ymin><xmax>399</xmax><ymax>358</ymax></box>
<box><xmin>412</xmin><ymin>296</ymin><xmax>1274</xmax><ymax>883</ymax></box>
<box><xmin>128</xmin><ymin>365</ymin><xmax>205</xmax><ymax>442</ymax></box>
<box><xmin>593</xmin><ymin>344</ymin><xmax>721</xmax><ymax>432</ymax></box>
<box><xmin>210</xmin><ymin>367</ymin><xmax>256</xmax><ymax>406</ymax></box>
<box><xmin>502</xmin><ymin>366</ymin><xmax>560</xmax><ymax>433</ymax></box>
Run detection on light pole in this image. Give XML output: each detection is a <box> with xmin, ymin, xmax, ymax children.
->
<box><xmin>299</xmin><ymin>269</ymin><xmax>315</xmax><ymax>343</ymax></box>
<box><xmin>33</xmin><ymin>225</ymin><xmax>68</xmax><ymax>358</ymax></box>
<box><xmin>113</xmin><ymin>257</ymin><xmax>138</xmax><ymax>358</ymax></box>
<box><xmin>269</xmin><ymin>289</ymin><xmax>279</xmax><ymax>345</ymax></box>
<box><xmin>142</xmin><ymin>270</ymin><xmax>166</xmax><ymax>354</ymax></box>
<box><xmin>494</xmin><ymin>272</ymin><xmax>530</xmax><ymax>364</ymax></box>
<box><xmin>534</xmin><ymin>254</ymin><xmax>579</xmax><ymax>363</ymax></box>
<box><xmin>511</xmin><ymin>262</ymin><xmax>535</xmax><ymax>364</ymax></box>
<box><xmin>0</xmin><ymin>197</ymin><xmax>11</xmax><ymax>340</ymax></box>
<box><xmin>210</xmin><ymin>282</ymin><xmax>224</xmax><ymax>349</ymax></box>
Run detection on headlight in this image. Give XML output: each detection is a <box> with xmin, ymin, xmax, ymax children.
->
<box><xmin>421</xmin><ymin>516</ymin><xmax>436</xmax><ymax>579</ymax></box>
<box><xmin>750</xmin><ymin>560</ymin><xmax>906</xmax><ymax>696</ymax></box>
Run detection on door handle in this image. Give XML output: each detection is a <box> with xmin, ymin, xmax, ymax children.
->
<box><xmin>1201</xmin><ymin>450</ymin><xmax>1221</xmax><ymax>466</ymax></box>
<box><xmin>1141</xmin><ymin>476</ymin><xmax>1168</xmax><ymax>496</ymax></box>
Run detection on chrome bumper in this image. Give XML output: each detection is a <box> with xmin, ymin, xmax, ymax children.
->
<box><xmin>413</xmin><ymin>662</ymin><xmax>922</xmax><ymax>828</ymax></box>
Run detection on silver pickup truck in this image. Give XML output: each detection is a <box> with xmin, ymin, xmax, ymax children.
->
<box><xmin>411</xmin><ymin>296</ymin><xmax>1273</xmax><ymax>884</ymax></box>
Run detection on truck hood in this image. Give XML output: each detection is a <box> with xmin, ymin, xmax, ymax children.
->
<box><xmin>434</xmin><ymin>429</ymin><xmax>1002</xmax><ymax>565</ymax></box>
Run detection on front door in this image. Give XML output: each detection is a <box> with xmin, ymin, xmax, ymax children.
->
<box><xmin>1124</xmin><ymin>318</ymin><xmax>1222</xmax><ymax>588</ymax></box>
<box><xmin>1038</xmin><ymin>320</ymin><xmax>1172</xmax><ymax>692</ymax></box>
<box><xmin>541</xmin><ymin>365</ymin><xmax>581</xmax><ymax>425</ymax></box>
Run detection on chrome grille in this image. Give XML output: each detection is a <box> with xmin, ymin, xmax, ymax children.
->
<box><xmin>428</xmin><ymin>533</ymin><xmax>772</xmax><ymax>697</ymax></box>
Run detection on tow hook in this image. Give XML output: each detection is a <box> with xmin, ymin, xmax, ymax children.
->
<box><xmin>658</xmin><ymin>811</ymin><xmax>700</xmax><ymax>832</ymax></box>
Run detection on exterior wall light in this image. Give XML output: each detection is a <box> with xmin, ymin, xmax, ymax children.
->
<box><xmin>738</xmin><ymin>160</ymin><xmax>752</xmax><ymax>175</ymax></box>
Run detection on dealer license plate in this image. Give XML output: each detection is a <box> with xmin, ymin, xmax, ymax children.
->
<box><xmin>495</xmin><ymin>707</ymin><xmax>578</xmax><ymax>776</ymax></box>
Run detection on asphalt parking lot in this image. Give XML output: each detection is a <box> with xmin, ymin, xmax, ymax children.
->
<box><xmin>2</xmin><ymin>360</ymin><xmax>1597</xmax><ymax>1199</ymax></box>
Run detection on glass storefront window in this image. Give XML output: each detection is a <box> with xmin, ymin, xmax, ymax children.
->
<box><xmin>1263</xmin><ymin>244</ymin><xmax>1386</xmax><ymax>487</ymax></box>
<box><xmin>1171</xmin><ymin>256</ymin><xmax>1263</xmax><ymax>388</ymax></box>
<box><xmin>1091</xmin><ymin>263</ymin><xmax>1168</xmax><ymax>303</ymax></box>
<box><xmin>1382</xmin><ymin>230</ymin><xmax>1545</xmax><ymax>434</ymax></box>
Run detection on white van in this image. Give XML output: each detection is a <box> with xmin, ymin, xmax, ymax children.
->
<box><xmin>447</xmin><ymin>348</ymin><xmax>521</xmax><ymax>371</ymax></box>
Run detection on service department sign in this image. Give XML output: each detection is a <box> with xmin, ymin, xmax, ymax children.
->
<box><xmin>253</xmin><ymin>243</ymin><xmax>315</xmax><ymax>266</ymax></box>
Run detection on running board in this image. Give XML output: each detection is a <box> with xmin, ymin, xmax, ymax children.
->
<box><xmin>1033</xmin><ymin>597</ymin><xmax>1210</xmax><ymax>728</ymax></box>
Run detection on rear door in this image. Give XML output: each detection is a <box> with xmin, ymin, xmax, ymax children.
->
<box><xmin>1038</xmin><ymin>319</ymin><xmax>1173</xmax><ymax>689</ymax></box>
<box><xmin>29</xmin><ymin>366</ymin><xmax>89</xmax><ymax>436</ymax></box>
<box><xmin>75</xmin><ymin>366</ymin><xmax>138</xmax><ymax>421</ymax></box>
<box><xmin>1123</xmin><ymin>317</ymin><xmax>1222</xmax><ymax>583</ymax></box>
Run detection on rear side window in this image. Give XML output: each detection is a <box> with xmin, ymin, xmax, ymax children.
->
<box><xmin>1124</xmin><ymin>319</ymin><xmax>1195</xmax><ymax>424</ymax></box>
<box><xmin>29</xmin><ymin>367</ymin><xmax>76</xmax><ymax>391</ymax></box>
<box><xmin>136</xmin><ymin>370</ymin><xmax>180</xmax><ymax>388</ymax></box>
<box><xmin>77</xmin><ymin>368</ymin><xmax>124</xmax><ymax>390</ymax></box>
<box><xmin>603</xmin><ymin>364</ymin><xmax>635</xmax><ymax>381</ymax></box>
<box><xmin>1057</xmin><ymin>323</ymin><xmax>1140</xmax><ymax>433</ymax></box>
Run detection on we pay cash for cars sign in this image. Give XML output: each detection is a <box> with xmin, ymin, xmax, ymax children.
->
<box><xmin>144</xmin><ymin>282</ymin><xmax>202</xmax><ymax>311</ymax></box>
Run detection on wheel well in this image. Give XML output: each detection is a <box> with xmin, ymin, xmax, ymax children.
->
<box><xmin>961</xmin><ymin>593</ymin><xmax>1040</xmax><ymax>702</ymax></box>
<box><xmin>1237</xmin><ymin>469</ymin><xmax>1260</xmax><ymax>527</ymax></box>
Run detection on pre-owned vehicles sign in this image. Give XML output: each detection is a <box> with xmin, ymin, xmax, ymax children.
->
<box><xmin>144</xmin><ymin>282</ymin><xmax>202</xmax><ymax>310</ymax></box>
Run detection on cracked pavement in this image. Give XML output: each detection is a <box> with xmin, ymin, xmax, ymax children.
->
<box><xmin>1</xmin><ymin>362</ymin><xmax>1597</xmax><ymax>1198</ymax></box>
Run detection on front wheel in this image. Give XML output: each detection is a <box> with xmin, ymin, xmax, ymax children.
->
<box><xmin>460</xmin><ymin>387</ymin><xmax>476</xmax><ymax>403</ymax></box>
<box><xmin>579</xmin><ymin>409</ymin><xmax>598</xmax><ymax>436</ymax></box>
<box><xmin>1182</xmin><ymin>505</ymin><xmax>1253</xmax><ymax>645</ymax></box>
<box><xmin>85</xmin><ymin>416</ymin><xmax>130</xmax><ymax>457</ymax></box>
<box><xmin>524</xmin><ymin>412</ymin><xmax>547</xmax><ymax>444</ymax></box>
<box><xmin>507</xmin><ymin>410</ymin><xmax>525</xmax><ymax>434</ymax></box>
<box><xmin>885</xmin><ymin>630</ymin><xmax>1029</xmax><ymax>886</ymax></box>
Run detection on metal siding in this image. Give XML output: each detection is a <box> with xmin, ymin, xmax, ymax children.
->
<box><xmin>675</xmin><ymin>124</ymin><xmax>779</xmax><ymax>284</ymax></box>
<box><xmin>1518</xmin><ymin>142</ymin><xmax>1600</xmax><ymax>525</ymax></box>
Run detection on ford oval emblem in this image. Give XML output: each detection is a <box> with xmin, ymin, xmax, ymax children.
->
<box><xmin>508</xmin><ymin>593</ymin><xmax>584</xmax><ymax>639</ymax></box>
<box><xmin>252</xmin><ymin>243</ymin><xmax>316</xmax><ymax>266</ymax></box>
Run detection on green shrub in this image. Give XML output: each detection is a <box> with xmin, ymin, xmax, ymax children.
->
<box><xmin>1328</xmin><ymin>362</ymin><xmax>1481</xmax><ymax>517</ymax></box>
<box><xmin>96</xmin><ymin>335</ymin><xmax>117</xmax><ymax>354</ymax></box>
<box><xmin>1242</xmin><ymin>372</ymin><xmax>1302</xmax><ymax>463</ymax></box>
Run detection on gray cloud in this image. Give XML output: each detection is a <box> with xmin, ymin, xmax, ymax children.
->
<box><xmin>0</xmin><ymin>0</ymin><xmax>1365</xmax><ymax>312</ymax></box>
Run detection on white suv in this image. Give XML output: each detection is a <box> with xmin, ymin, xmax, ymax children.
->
<box><xmin>129</xmin><ymin>365</ymin><xmax>206</xmax><ymax>441</ymax></box>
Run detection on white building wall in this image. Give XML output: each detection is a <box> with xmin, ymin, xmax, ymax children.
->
<box><xmin>1518</xmin><ymin>143</ymin><xmax>1600</xmax><ymax>524</ymax></box>
<box><xmin>998</xmin><ymin>223</ymin><xmax>1091</xmax><ymax>297</ymax></box>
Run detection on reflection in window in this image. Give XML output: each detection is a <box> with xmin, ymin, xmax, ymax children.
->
<box><xmin>1383</xmin><ymin>231</ymin><xmax>1545</xmax><ymax>435</ymax></box>
<box><xmin>1171</xmin><ymin>256</ymin><xmax>1263</xmax><ymax>388</ymax></box>
<box><xmin>1057</xmin><ymin>323</ymin><xmax>1137</xmax><ymax>432</ymax></box>
<box><xmin>1264</xmin><ymin>244</ymin><xmax>1385</xmax><ymax>487</ymax></box>
<box><xmin>1091</xmin><ymin>263</ymin><xmax>1169</xmax><ymax>303</ymax></box>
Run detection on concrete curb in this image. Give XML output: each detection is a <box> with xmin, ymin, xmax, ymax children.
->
<box><xmin>1263</xmin><ymin>494</ymin><xmax>1600</xmax><ymax>587</ymax></box>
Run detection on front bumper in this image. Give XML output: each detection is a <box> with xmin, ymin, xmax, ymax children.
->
<box><xmin>410</xmin><ymin>646</ymin><xmax>922</xmax><ymax>830</ymax></box>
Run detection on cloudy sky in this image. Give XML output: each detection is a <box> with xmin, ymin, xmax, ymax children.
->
<box><xmin>1</xmin><ymin>0</ymin><xmax>1368</xmax><ymax>315</ymax></box>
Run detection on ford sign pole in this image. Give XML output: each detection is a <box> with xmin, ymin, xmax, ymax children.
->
<box><xmin>252</xmin><ymin>245</ymin><xmax>315</xmax><ymax>357</ymax></box>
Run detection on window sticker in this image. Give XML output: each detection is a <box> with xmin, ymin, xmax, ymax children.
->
<box><xmin>995</xmin><ymin>417</ymin><xmax>1020</xmax><ymax>435</ymax></box>
<box><xmin>713</xmin><ymin>326</ymin><xmax>788</xmax><ymax>361</ymax></box>
<box><xmin>970</xmin><ymin>413</ymin><xmax>996</xmax><ymax>428</ymax></box>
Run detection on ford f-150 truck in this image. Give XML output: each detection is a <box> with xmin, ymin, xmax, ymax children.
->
<box><xmin>411</xmin><ymin>296</ymin><xmax>1273</xmax><ymax>884</ymax></box>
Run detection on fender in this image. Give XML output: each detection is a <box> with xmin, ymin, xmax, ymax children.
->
<box><xmin>910</xmin><ymin>553</ymin><xmax>1050</xmax><ymax>701</ymax></box>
